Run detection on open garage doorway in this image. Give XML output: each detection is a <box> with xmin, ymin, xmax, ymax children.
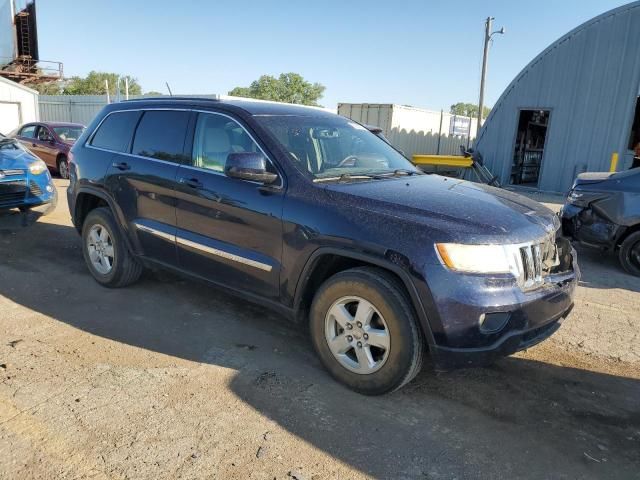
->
<box><xmin>510</xmin><ymin>109</ymin><xmax>550</xmax><ymax>186</ymax></box>
<box><xmin>0</xmin><ymin>102</ymin><xmax>21</xmax><ymax>135</ymax></box>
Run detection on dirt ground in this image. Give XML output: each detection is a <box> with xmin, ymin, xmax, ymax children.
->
<box><xmin>1</xmin><ymin>179</ymin><xmax>639</xmax><ymax>479</ymax></box>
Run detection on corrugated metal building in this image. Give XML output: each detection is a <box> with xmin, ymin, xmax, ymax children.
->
<box><xmin>476</xmin><ymin>1</ymin><xmax>640</xmax><ymax>192</ymax></box>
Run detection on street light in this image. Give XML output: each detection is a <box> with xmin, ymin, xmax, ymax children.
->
<box><xmin>477</xmin><ymin>17</ymin><xmax>505</xmax><ymax>136</ymax></box>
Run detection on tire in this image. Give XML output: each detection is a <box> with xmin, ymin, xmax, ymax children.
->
<box><xmin>309</xmin><ymin>266</ymin><xmax>424</xmax><ymax>395</ymax></box>
<box><xmin>619</xmin><ymin>231</ymin><xmax>640</xmax><ymax>277</ymax></box>
<box><xmin>18</xmin><ymin>205</ymin><xmax>31</xmax><ymax>213</ymax></box>
<box><xmin>81</xmin><ymin>207</ymin><xmax>142</xmax><ymax>287</ymax></box>
<box><xmin>57</xmin><ymin>156</ymin><xmax>69</xmax><ymax>180</ymax></box>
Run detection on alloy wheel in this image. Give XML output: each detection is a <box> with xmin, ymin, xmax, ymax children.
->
<box><xmin>86</xmin><ymin>223</ymin><xmax>115</xmax><ymax>275</ymax></box>
<box><xmin>324</xmin><ymin>296</ymin><xmax>391</xmax><ymax>374</ymax></box>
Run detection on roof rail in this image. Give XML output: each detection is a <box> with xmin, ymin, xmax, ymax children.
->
<box><xmin>123</xmin><ymin>95</ymin><xmax>221</xmax><ymax>103</ymax></box>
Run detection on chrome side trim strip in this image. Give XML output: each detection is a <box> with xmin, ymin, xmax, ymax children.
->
<box><xmin>176</xmin><ymin>236</ymin><xmax>273</xmax><ymax>272</ymax></box>
<box><xmin>134</xmin><ymin>223</ymin><xmax>176</xmax><ymax>242</ymax></box>
<box><xmin>132</xmin><ymin>221</ymin><xmax>273</xmax><ymax>272</ymax></box>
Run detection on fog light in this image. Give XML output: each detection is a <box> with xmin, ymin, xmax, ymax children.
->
<box><xmin>46</xmin><ymin>185</ymin><xmax>54</xmax><ymax>193</ymax></box>
<box><xmin>479</xmin><ymin>312</ymin><xmax>511</xmax><ymax>333</ymax></box>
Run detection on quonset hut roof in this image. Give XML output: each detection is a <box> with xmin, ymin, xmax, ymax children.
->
<box><xmin>475</xmin><ymin>2</ymin><xmax>640</xmax><ymax>192</ymax></box>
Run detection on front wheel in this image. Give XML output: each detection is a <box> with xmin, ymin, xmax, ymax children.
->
<box><xmin>309</xmin><ymin>267</ymin><xmax>425</xmax><ymax>395</ymax></box>
<box><xmin>81</xmin><ymin>207</ymin><xmax>142</xmax><ymax>287</ymax></box>
<box><xmin>57</xmin><ymin>156</ymin><xmax>69</xmax><ymax>179</ymax></box>
<box><xmin>619</xmin><ymin>231</ymin><xmax>640</xmax><ymax>277</ymax></box>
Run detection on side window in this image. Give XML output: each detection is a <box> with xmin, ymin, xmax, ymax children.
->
<box><xmin>19</xmin><ymin>125</ymin><xmax>36</xmax><ymax>138</ymax></box>
<box><xmin>132</xmin><ymin>110</ymin><xmax>190</xmax><ymax>163</ymax></box>
<box><xmin>91</xmin><ymin>111</ymin><xmax>141</xmax><ymax>152</ymax></box>
<box><xmin>36</xmin><ymin>126</ymin><xmax>52</xmax><ymax>141</ymax></box>
<box><xmin>192</xmin><ymin>113</ymin><xmax>259</xmax><ymax>172</ymax></box>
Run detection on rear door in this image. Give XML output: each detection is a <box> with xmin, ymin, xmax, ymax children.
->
<box><xmin>174</xmin><ymin>111</ymin><xmax>284</xmax><ymax>299</ymax></box>
<box><xmin>98</xmin><ymin>109</ymin><xmax>191</xmax><ymax>267</ymax></box>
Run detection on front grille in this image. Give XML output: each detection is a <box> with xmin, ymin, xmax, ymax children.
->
<box><xmin>29</xmin><ymin>180</ymin><xmax>43</xmax><ymax>197</ymax></box>
<box><xmin>0</xmin><ymin>169</ymin><xmax>25</xmax><ymax>176</ymax></box>
<box><xmin>518</xmin><ymin>235</ymin><xmax>559</xmax><ymax>290</ymax></box>
<box><xmin>0</xmin><ymin>180</ymin><xmax>27</xmax><ymax>204</ymax></box>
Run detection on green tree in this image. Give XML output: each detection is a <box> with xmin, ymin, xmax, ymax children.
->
<box><xmin>450</xmin><ymin>102</ymin><xmax>491</xmax><ymax>119</ymax></box>
<box><xmin>29</xmin><ymin>81</ymin><xmax>63</xmax><ymax>95</ymax></box>
<box><xmin>229</xmin><ymin>73</ymin><xmax>325</xmax><ymax>106</ymax></box>
<box><xmin>144</xmin><ymin>91</ymin><xmax>164</xmax><ymax>96</ymax></box>
<box><xmin>62</xmin><ymin>71</ymin><xmax>142</xmax><ymax>96</ymax></box>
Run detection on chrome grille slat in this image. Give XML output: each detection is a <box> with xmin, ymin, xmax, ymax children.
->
<box><xmin>0</xmin><ymin>169</ymin><xmax>25</xmax><ymax>176</ymax></box>
<box><xmin>518</xmin><ymin>236</ymin><xmax>555</xmax><ymax>290</ymax></box>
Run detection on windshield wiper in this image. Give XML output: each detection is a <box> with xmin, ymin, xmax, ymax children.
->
<box><xmin>314</xmin><ymin>173</ymin><xmax>384</xmax><ymax>183</ymax></box>
<box><xmin>391</xmin><ymin>169</ymin><xmax>422</xmax><ymax>176</ymax></box>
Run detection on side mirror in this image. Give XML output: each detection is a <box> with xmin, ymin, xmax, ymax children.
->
<box><xmin>49</xmin><ymin>138</ymin><xmax>56</xmax><ymax>145</ymax></box>
<box><xmin>224</xmin><ymin>152</ymin><xmax>278</xmax><ymax>184</ymax></box>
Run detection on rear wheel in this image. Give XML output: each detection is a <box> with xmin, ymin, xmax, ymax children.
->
<box><xmin>309</xmin><ymin>267</ymin><xmax>424</xmax><ymax>395</ymax></box>
<box><xmin>82</xmin><ymin>207</ymin><xmax>142</xmax><ymax>287</ymax></box>
<box><xmin>619</xmin><ymin>231</ymin><xmax>640</xmax><ymax>277</ymax></box>
<box><xmin>57</xmin><ymin>156</ymin><xmax>69</xmax><ymax>179</ymax></box>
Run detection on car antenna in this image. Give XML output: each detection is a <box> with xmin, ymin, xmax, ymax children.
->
<box><xmin>165</xmin><ymin>82</ymin><xmax>173</xmax><ymax>96</ymax></box>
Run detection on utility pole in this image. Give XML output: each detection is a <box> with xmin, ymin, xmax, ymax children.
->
<box><xmin>478</xmin><ymin>17</ymin><xmax>504</xmax><ymax>136</ymax></box>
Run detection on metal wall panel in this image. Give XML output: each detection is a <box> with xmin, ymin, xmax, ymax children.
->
<box><xmin>476</xmin><ymin>2</ymin><xmax>640</xmax><ymax>192</ymax></box>
<box><xmin>338</xmin><ymin>103</ymin><xmax>475</xmax><ymax>158</ymax></box>
<box><xmin>38</xmin><ymin>94</ymin><xmax>221</xmax><ymax>126</ymax></box>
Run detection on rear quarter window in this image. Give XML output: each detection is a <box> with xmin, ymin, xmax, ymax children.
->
<box><xmin>131</xmin><ymin>110</ymin><xmax>190</xmax><ymax>163</ymax></box>
<box><xmin>90</xmin><ymin>111</ymin><xmax>141</xmax><ymax>152</ymax></box>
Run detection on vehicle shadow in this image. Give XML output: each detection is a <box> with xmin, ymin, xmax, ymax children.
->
<box><xmin>1</xmin><ymin>221</ymin><xmax>639</xmax><ymax>478</ymax></box>
<box><xmin>0</xmin><ymin>206</ymin><xmax>53</xmax><ymax>232</ymax></box>
<box><xmin>575</xmin><ymin>244</ymin><xmax>640</xmax><ymax>293</ymax></box>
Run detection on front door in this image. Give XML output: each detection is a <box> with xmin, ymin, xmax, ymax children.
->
<box><xmin>16</xmin><ymin>124</ymin><xmax>38</xmax><ymax>156</ymax></box>
<box><xmin>34</xmin><ymin>125</ymin><xmax>58</xmax><ymax>167</ymax></box>
<box><xmin>102</xmin><ymin>109</ymin><xmax>191</xmax><ymax>267</ymax></box>
<box><xmin>174</xmin><ymin>111</ymin><xmax>284</xmax><ymax>300</ymax></box>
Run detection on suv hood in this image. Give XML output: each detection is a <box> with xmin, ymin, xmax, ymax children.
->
<box><xmin>575</xmin><ymin>171</ymin><xmax>614</xmax><ymax>186</ymax></box>
<box><xmin>323</xmin><ymin>175</ymin><xmax>558</xmax><ymax>244</ymax></box>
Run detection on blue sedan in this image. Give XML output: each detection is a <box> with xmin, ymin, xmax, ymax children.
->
<box><xmin>0</xmin><ymin>133</ymin><xmax>57</xmax><ymax>212</ymax></box>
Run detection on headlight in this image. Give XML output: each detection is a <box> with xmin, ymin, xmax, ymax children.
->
<box><xmin>436</xmin><ymin>243</ymin><xmax>518</xmax><ymax>274</ymax></box>
<box><xmin>437</xmin><ymin>236</ymin><xmax>559</xmax><ymax>290</ymax></box>
<box><xmin>28</xmin><ymin>160</ymin><xmax>47</xmax><ymax>175</ymax></box>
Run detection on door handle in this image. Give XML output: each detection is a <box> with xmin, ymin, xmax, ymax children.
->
<box><xmin>112</xmin><ymin>161</ymin><xmax>131</xmax><ymax>171</ymax></box>
<box><xmin>179</xmin><ymin>177</ymin><xmax>203</xmax><ymax>189</ymax></box>
<box><xmin>32</xmin><ymin>143</ymin><xmax>37</xmax><ymax>147</ymax></box>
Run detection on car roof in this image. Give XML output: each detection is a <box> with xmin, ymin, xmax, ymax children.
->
<box><xmin>121</xmin><ymin>97</ymin><xmax>337</xmax><ymax>118</ymax></box>
<box><xmin>40</xmin><ymin>121</ymin><xmax>85</xmax><ymax>128</ymax></box>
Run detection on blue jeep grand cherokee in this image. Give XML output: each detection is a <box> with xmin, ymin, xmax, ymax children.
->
<box><xmin>67</xmin><ymin>98</ymin><xmax>578</xmax><ymax>394</ymax></box>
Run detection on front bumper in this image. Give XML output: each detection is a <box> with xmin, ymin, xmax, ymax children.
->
<box><xmin>0</xmin><ymin>171</ymin><xmax>57</xmax><ymax>212</ymax></box>
<box><xmin>560</xmin><ymin>202</ymin><xmax>621</xmax><ymax>250</ymax></box>
<box><xmin>431</xmin><ymin>302</ymin><xmax>573</xmax><ymax>370</ymax></box>
<box><xmin>420</xmin><ymin>244</ymin><xmax>579</xmax><ymax>371</ymax></box>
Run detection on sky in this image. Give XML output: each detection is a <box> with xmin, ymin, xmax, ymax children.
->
<box><xmin>35</xmin><ymin>0</ymin><xmax>631</xmax><ymax>111</ymax></box>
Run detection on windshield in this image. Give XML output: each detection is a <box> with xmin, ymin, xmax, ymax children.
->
<box><xmin>255</xmin><ymin>115</ymin><xmax>420</xmax><ymax>180</ymax></box>
<box><xmin>53</xmin><ymin>126</ymin><xmax>85</xmax><ymax>142</ymax></box>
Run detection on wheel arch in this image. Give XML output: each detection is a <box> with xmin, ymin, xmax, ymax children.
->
<box><xmin>74</xmin><ymin>187</ymin><xmax>137</xmax><ymax>255</ymax></box>
<box><xmin>293</xmin><ymin>247</ymin><xmax>436</xmax><ymax>347</ymax></box>
<box><xmin>617</xmin><ymin>222</ymin><xmax>640</xmax><ymax>248</ymax></box>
